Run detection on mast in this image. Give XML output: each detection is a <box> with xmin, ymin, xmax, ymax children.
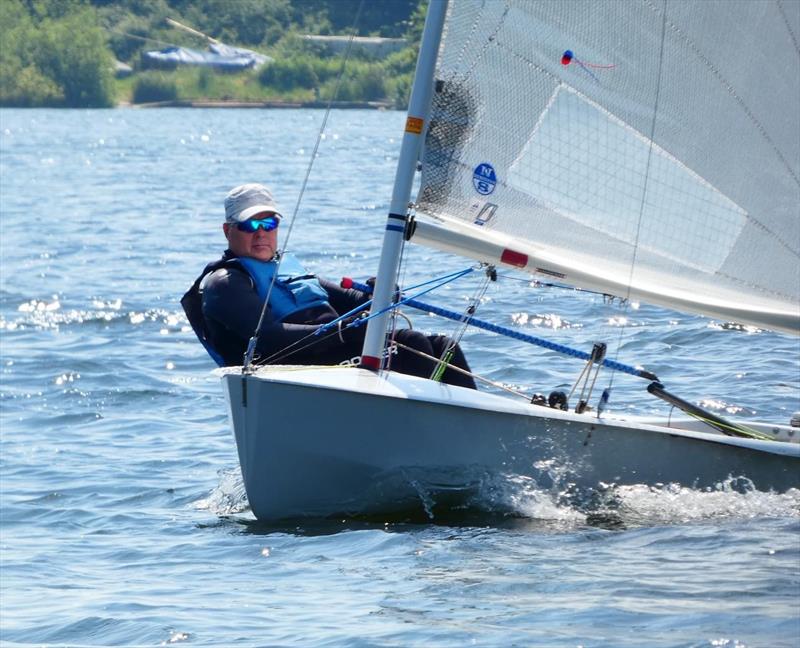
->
<box><xmin>360</xmin><ymin>0</ymin><xmax>449</xmax><ymax>370</ymax></box>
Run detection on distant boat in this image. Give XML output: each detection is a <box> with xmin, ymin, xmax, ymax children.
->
<box><xmin>143</xmin><ymin>19</ymin><xmax>270</xmax><ymax>72</ymax></box>
<box><xmin>221</xmin><ymin>0</ymin><xmax>800</xmax><ymax>520</ymax></box>
<box><xmin>142</xmin><ymin>44</ymin><xmax>269</xmax><ymax>71</ymax></box>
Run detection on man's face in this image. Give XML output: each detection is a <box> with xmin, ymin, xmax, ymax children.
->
<box><xmin>224</xmin><ymin>213</ymin><xmax>279</xmax><ymax>262</ymax></box>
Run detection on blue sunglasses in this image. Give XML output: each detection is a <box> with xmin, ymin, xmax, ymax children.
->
<box><xmin>235</xmin><ymin>216</ymin><xmax>279</xmax><ymax>233</ymax></box>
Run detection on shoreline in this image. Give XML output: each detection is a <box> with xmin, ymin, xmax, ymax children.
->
<box><xmin>1</xmin><ymin>99</ymin><xmax>397</xmax><ymax>110</ymax></box>
<box><xmin>120</xmin><ymin>99</ymin><xmax>396</xmax><ymax>110</ymax></box>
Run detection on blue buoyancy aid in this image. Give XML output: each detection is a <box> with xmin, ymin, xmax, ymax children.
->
<box><xmin>238</xmin><ymin>253</ymin><xmax>330</xmax><ymax>322</ymax></box>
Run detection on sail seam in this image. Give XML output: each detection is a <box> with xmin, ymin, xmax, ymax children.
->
<box><xmin>776</xmin><ymin>0</ymin><xmax>800</xmax><ymax>57</ymax></box>
<box><xmin>450</xmin><ymin>2</ymin><xmax>511</xmax><ymax>85</ymax></box>
<box><xmin>449</xmin><ymin>0</ymin><xmax>488</xmax><ymax>76</ymax></box>
<box><xmin>491</xmin><ymin>3</ymin><xmax>798</xmax><ymax>266</ymax></box>
<box><xmin>645</xmin><ymin>0</ymin><xmax>800</xmax><ymax>193</ymax></box>
<box><xmin>740</xmin><ymin>212</ymin><xmax>800</xmax><ymax>259</ymax></box>
<box><xmin>714</xmin><ymin>269</ymin><xmax>800</xmax><ymax>305</ymax></box>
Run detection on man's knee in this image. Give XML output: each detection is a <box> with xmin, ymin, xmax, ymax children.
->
<box><xmin>393</xmin><ymin>328</ymin><xmax>434</xmax><ymax>354</ymax></box>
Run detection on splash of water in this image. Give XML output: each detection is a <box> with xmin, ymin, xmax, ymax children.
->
<box><xmin>196</xmin><ymin>467</ymin><xmax>249</xmax><ymax>516</ymax></box>
<box><xmin>199</xmin><ymin>461</ymin><xmax>799</xmax><ymax>528</ymax></box>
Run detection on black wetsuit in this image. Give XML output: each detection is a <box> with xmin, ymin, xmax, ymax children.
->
<box><xmin>182</xmin><ymin>251</ymin><xmax>477</xmax><ymax>389</ymax></box>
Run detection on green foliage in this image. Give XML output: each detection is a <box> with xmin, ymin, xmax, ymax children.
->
<box><xmin>0</xmin><ymin>1</ymin><xmax>42</xmax><ymax>105</ymax></box>
<box><xmin>350</xmin><ymin>67</ymin><xmax>386</xmax><ymax>102</ymax></box>
<box><xmin>24</xmin><ymin>0</ymin><xmax>89</xmax><ymax>20</ymax></box>
<box><xmin>2</xmin><ymin>65</ymin><xmax>64</xmax><ymax>107</ymax></box>
<box><xmin>131</xmin><ymin>71</ymin><xmax>177</xmax><ymax>102</ymax></box>
<box><xmin>257</xmin><ymin>54</ymin><xmax>393</xmax><ymax>105</ymax></box>
<box><xmin>388</xmin><ymin>74</ymin><xmax>412</xmax><ymax>110</ymax></box>
<box><xmin>384</xmin><ymin>42</ymin><xmax>417</xmax><ymax>77</ymax></box>
<box><xmin>294</xmin><ymin>0</ymin><xmax>419</xmax><ymax>38</ymax></box>
<box><xmin>2</xmin><ymin>0</ymin><xmax>426</xmax><ymax>108</ymax></box>
<box><xmin>107</xmin><ymin>14</ymin><xmax>152</xmax><ymax>62</ymax></box>
<box><xmin>315</xmin><ymin>62</ymin><xmax>384</xmax><ymax>103</ymax></box>
<box><xmin>258</xmin><ymin>56</ymin><xmax>318</xmax><ymax>91</ymax></box>
<box><xmin>0</xmin><ymin>0</ymin><xmax>114</xmax><ymax>107</ymax></box>
<box><xmin>196</xmin><ymin>67</ymin><xmax>213</xmax><ymax>92</ymax></box>
<box><xmin>36</xmin><ymin>9</ymin><xmax>115</xmax><ymax>106</ymax></box>
<box><xmin>161</xmin><ymin>0</ymin><xmax>292</xmax><ymax>46</ymax></box>
<box><xmin>380</xmin><ymin>44</ymin><xmax>416</xmax><ymax>108</ymax></box>
<box><xmin>404</xmin><ymin>0</ymin><xmax>427</xmax><ymax>45</ymax></box>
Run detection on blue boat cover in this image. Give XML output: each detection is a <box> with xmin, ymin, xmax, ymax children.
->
<box><xmin>143</xmin><ymin>43</ymin><xmax>269</xmax><ymax>70</ymax></box>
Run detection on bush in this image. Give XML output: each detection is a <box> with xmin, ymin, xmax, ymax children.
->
<box><xmin>107</xmin><ymin>15</ymin><xmax>151</xmax><ymax>63</ymax></box>
<box><xmin>258</xmin><ymin>57</ymin><xmax>318</xmax><ymax>90</ymax></box>
<box><xmin>389</xmin><ymin>74</ymin><xmax>412</xmax><ymax>109</ymax></box>
<box><xmin>0</xmin><ymin>64</ymin><xmax>63</xmax><ymax>107</ymax></box>
<box><xmin>197</xmin><ymin>67</ymin><xmax>213</xmax><ymax>92</ymax></box>
<box><xmin>0</xmin><ymin>0</ymin><xmax>114</xmax><ymax>107</ymax></box>
<box><xmin>132</xmin><ymin>72</ymin><xmax>177</xmax><ymax>103</ymax></box>
<box><xmin>355</xmin><ymin>67</ymin><xmax>386</xmax><ymax>102</ymax></box>
<box><xmin>34</xmin><ymin>9</ymin><xmax>115</xmax><ymax>107</ymax></box>
<box><xmin>317</xmin><ymin>62</ymin><xmax>388</xmax><ymax>103</ymax></box>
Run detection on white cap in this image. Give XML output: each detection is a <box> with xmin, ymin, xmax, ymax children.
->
<box><xmin>224</xmin><ymin>183</ymin><xmax>282</xmax><ymax>223</ymax></box>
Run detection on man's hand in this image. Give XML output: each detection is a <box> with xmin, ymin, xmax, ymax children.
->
<box><xmin>337</xmin><ymin>311</ymin><xmax>369</xmax><ymax>343</ymax></box>
<box><xmin>365</xmin><ymin>277</ymin><xmax>401</xmax><ymax>303</ymax></box>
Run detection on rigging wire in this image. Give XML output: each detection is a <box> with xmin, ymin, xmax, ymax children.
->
<box><xmin>256</xmin><ymin>267</ymin><xmax>476</xmax><ymax>366</ymax></box>
<box><xmin>494</xmin><ymin>272</ymin><xmax>625</xmax><ymax>302</ymax></box>
<box><xmin>393</xmin><ymin>341</ymin><xmax>535</xmax><ymax>401</ymax></box>
<box><xmin>386</xmin><ymin>214</ymin><xmax>412</xmax><ymax>371</ymax></box>
<box><xmin>242</xmin><ymin>0</ymin><xmax>366</xmax><ymax>372</ymax></box>
<box><xmin>600</xmin><ymin>0</ymin><xmax>670</xmax><ymax>411</ymax></box>
<box><xmin>257</xmin><ymin>316</ymin><xmax>366</xmax><ymax>366</ymax></box>
<box><xmin>431</xmin><ymin>268</ymin><xmax>493</xmax><ymax>382</ymax></box>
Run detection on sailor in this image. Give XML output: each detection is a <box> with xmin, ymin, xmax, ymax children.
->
<box><xmin>182</xmin><ymin>183</ymin><xmax>476</xmax><ymax>389</ymax></box>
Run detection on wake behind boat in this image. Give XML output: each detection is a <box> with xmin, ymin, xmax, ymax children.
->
<box><xmin>216</xmin><ymin>0</ymin><xmax>800</xmax><ymax>520</ymax></box>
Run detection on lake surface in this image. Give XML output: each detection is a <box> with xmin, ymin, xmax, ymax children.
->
<box><xmin>1</xmin><ymin>107</ymin><xmax>798</xmax><ymax>647</ymax></box>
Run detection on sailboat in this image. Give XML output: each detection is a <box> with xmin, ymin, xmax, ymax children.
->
<box><xmin>221</xmin><ymin>0</ymin><xmax>800</xmax><ymax>520</ymax></box>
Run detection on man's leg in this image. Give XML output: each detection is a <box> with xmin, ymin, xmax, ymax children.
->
<box><xmin>427</xmin><ymin>334</ymin><xmax>477</xmax><ymax>389</ymax></box>
<box><xmin>389</xmin><ymin>329</ymin><xmax>477</xmax><ymax>389</ymax></box>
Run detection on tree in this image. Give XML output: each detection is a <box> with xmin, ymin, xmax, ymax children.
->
<box><xmin>0</xmin><ymin>0</ymin><xmax>63</xmax><ymax>105</ymax></box>
<box><xmin>1</xmin><ymin>0</ymin><xmax>114</xmax><ymax>107</ymax></box>
<box><xmin>34</xmin><ymin>9</ymin><xmax>115</xmax><ymax>106</ymax></box>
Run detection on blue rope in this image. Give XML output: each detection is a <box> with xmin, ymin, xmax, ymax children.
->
<box><xmin>315</xmin><ymin>268</ymin><xmax>475</xmax><ymax>335</ymax></box>
<box><xmin>347</xmin><ymin>279</ymin><xmax>656</xmax><ymax>381</ymax></box>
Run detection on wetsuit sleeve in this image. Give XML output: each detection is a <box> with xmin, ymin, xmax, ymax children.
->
<box><xmin>202</xmin><ymin>267</ymin><xmax>348</xmax><ymax>362</ymax></box>
<box><xmin>319</xmin><ymin>278</ymin><xmax>370</xmax><ymax>314</ymax></box>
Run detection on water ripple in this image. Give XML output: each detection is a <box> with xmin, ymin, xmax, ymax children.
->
<box><xmin>1</xmin><ymin>107</ymin><xmax>797</xmax><ymax>648</ymax></box>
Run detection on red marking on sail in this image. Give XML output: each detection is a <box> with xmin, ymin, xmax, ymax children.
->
<box><xmin>500</xmin><ymin>249</ymin><xmax>528</xmax><ymax>268</ymax></box>
<box><xmin>581</xmin><ymin>61</ymin><xmax>616</xmax><ymax>69</ymax></box>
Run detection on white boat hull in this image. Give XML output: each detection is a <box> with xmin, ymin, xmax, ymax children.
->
<box><xmin>221</xmin><ymin>366</ymin><xmax>799</xmax><ymax>520</ymax></box>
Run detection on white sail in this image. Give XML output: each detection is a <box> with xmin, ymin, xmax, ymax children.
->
<box><xmin>414</xmin><ymin>0</ymin><xmax>800</xmax><ymax>334</ymax></box>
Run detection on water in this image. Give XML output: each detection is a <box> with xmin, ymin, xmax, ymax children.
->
<box><xmin>1</xmin><ymin>108</ymin><xmax>798</xmax><ymax>647</ymax></box>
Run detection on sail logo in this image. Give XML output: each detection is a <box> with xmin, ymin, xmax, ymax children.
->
<box><xmin>473</xmin><ymin>163</ymin><xmax>497</xmax><ymax>195</ymax></box>
<box><xmin>472</xmin><ymin>201</ymin><xmax>498</xmax><ymax>226</ymax></box>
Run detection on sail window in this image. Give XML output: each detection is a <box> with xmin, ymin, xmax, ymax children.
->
<box><xmin>507</xmin><ymin>85</ymin><xmax>748</xmax><ymax>274</ymax></box>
